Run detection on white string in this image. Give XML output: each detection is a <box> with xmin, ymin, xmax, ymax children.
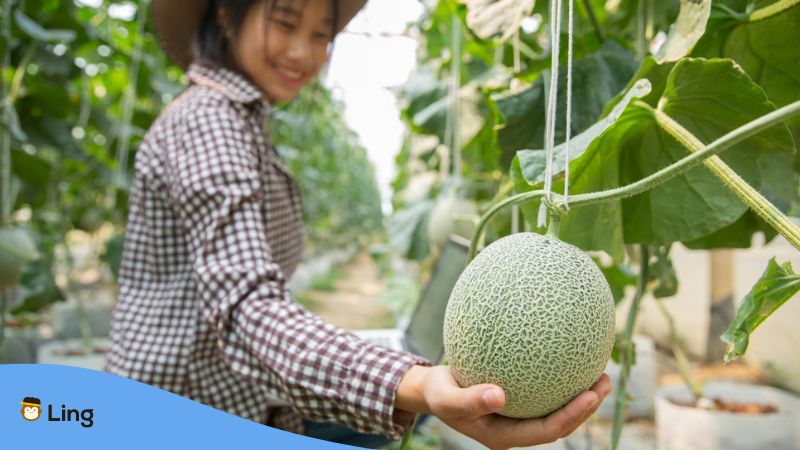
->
<box><xmin>538</xmin><ymin>0</ymin><xmax>562</xmax><ymax>227</ymax></box>
<box><xmin>451</xmin><ymin>15</ymin><xmax>462</xmax><ymax>181</ymax></box>
<box><xmin>563</xmin><ymin>0</ymin><xmax>574</xmax><ymax>208</ymax></box>
<box><xmin>512</xmin><ymin>30</ymin><xmax>522</xmax><ymax>234</ymax></box>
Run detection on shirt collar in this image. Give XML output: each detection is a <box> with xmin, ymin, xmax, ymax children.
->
<box><xmin>187</xmin><ymin>61</ymin><xmax>266</xmax><ymax>106</ymax></box>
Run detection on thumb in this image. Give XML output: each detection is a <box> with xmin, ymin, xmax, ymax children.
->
<box><xmin>454</xmin><ymin>384</ymin><xmax>505</xmax><ymax>418</ymax></box>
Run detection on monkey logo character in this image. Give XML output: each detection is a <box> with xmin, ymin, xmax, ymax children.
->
<box><xmin>20</xmin><ymin>397</ymin><xmax>42</xmax><ymax>422</ymax></box>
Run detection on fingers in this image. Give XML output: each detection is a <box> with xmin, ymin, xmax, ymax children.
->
<box><xmin>437</xmin><ymin>373</ymin><xmax>614</xmax><ymax>449</ymax></box>
<box><xmin>556</xmin><ymin>374</ymin><xmax>613</xmax><ymax>438</ymax></box>
<box><xmin>479</xmin><ymin>373</ymin><xmax>613</xmax><ymax>447</ymax></box>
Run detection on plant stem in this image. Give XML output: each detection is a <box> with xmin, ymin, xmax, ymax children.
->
<box><xmin>468</xmin><ymin>99</ymin><xmax>800</xmax><ymax>260</ymax></box>
<box><xmin>610</xmin><ymin>245</ymin><xmax>649</xmax><ymax>450</ymax></box>
<box><xmin>0</xmin><ymin>0</ymin><xmax>12</xmax><ymax>360</ymax></box>
<box><xmin>650</xmin><ymin>105</ymin><xmax>800</xmax><ymax>252</ymax></box>
<box><xmin>653</xmin><ymin>298</ymin><xmax>703</xmax><ymax>400</ymax></box>
<box><xmin>748</xmin><ymin>0</ymin><xmax>799</xmax><ymax>22</ymax></box>
<box><xmin>546</xmin><ymin>215</ymin><xmax>561</xmax><ymax>238</ymax></box>
<box><xmin>1</xmin><ymin>0</ymin><xmax>11</xmax><ymax>225</ymax></box>
<box><xmin>399</xmin><ymin>413</ymin><xmax>419</xmax><ymax>450</ymax></box>
<box><xmin>580</xmin><ymin>0</ymin><xmax>605</xmax><ymax>42</ymax></box>
<box><xmin>635</xmin><ymin>0</ymin><xmax>647</xmax><ymax>60</ymax></box>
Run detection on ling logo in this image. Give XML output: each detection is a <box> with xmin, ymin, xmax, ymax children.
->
<box><xmin>20</xmin><ymin>397</ymin><xmax>43</xmax><ymax>421</ymax></box>
<box><xmin>19</xmin><ymin>396</ymin><xmax>94</xmax><ymax>428</ymax></box>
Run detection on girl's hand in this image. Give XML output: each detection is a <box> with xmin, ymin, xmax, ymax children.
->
<box><xmin>396</xmin><ymin>365</ymin><xmax>612</xmax><ymax>450</ymax></box>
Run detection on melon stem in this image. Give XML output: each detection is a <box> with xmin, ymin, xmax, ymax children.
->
<box><xmin>546</xmin><ymin>216</ymin><xmax>561</xmax><ymax>238</ymax></box>
<box><xmin>610</xmin><ymin>245</ymin><xmax>649</xmax><ymax>450</ymax></box>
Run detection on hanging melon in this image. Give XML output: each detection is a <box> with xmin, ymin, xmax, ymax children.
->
<box><xmin>443</xmin><ymin>232</ymin><xmax>615</xmax><ymax>418</ymax></box>
<box><xmin>427</xmin><ymin>191</ymin><xmax>478</xmax><ymax>250</ymax></box>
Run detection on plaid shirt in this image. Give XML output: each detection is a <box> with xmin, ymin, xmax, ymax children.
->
<box><xmin>106</xmin><ymin>61</ymin><xmax>429</xmax><ymax>439</ymax></box>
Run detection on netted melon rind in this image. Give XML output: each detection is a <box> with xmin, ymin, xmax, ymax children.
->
<box><xmin>443</xmin><ymin>232</ymin><xmax>615</xmax><ymax>418</ymax></box>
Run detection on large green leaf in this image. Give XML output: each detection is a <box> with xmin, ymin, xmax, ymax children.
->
<box><xmin>693</xmin><ymin>1</ymin><xmax>800</xmax><ymax>141</ymax></box>
<box><xmin>387</xmin><ymin>199</ymin><xmax>436</xmax><ymax>261</ymax></box>
<box><xmin>495</xmin><ymin>41</ymin><xmax>638</xmax><ymax>165</ymax></box>
<box><xmin>721</xmin><ymin>258</ymin><xmax>800</xmax><ymax>362</ymax></box>
<box><xmin>513</xmin><ymin>58</ymin><xmax>795</xmax><ymax>258</ymax></box>
<box><xmin>513</xmin><ymin>78</ymin><xmax>652</xmax><ymax>186</ymax></box>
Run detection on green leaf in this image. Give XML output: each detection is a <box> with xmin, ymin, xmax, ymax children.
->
<box><xmin>721</xmin><ymin>257</ymin><xmax>800</xmax><ymax>362</ymax></box>
<box><xmin>692</xmin><ymin>2</ymin><xmax>800</xmax><ymax>141</ymax></box>
<box><xmin>655</xmin><ymin>0</ymin><xmax>712</xmax><ymax>63</ymax></box>
<box><xmin>649</xmin><ymin>246</ymin><xmax>679</xmax><ymax>298</ymax></box>
<box><xmin>11</xmin><ymin>148</ymin><xmax>51</xmax><ymax>185</ymax></box>
<box><xmin>495</xmin><ymin>41</ymin><xmax>638</xmax><ymax>165</ymax></box>
<box><xmin>101</xmin><ymin>232</ymin><xmax>125</xmax><ymax>281</ymax></box>
<box><xmin>13</xmin><ymin>10</ymin><xmax>77</xmax><ymax>43</ymax></box>
<box><xmin>11</xmin><ymin>253</ymin><xmax>65</xmax><ymax>315</ymax></box>
<box><xmin>598</xmin><ymin>260</ymin><xmax>637</xmax><ymax>304</ymax></box>
<box><xmin>1</xmin><ymin>102</ymin><xmax>29</xmax><ymax>141</ymax></box>
<box><xmin>513</xmin><ymin>78</ymin><xmax>652</xmax><ymax>186</ymax></box>
<box><xmin>388</xmin><ymin>200</ymin><xmax>436</xmax><ymax>261</ymax></box>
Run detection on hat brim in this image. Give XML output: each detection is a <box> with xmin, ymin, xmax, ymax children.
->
<box><xmin>152</xmin><ymin>0</ymin><xmax>368</xmax><ymax>70</ymax></box>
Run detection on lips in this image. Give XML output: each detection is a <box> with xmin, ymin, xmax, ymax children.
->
<box><xmin>274</xmin><ymin>64</ymin><xmax>305</xmax><ymax>87</ymax></box>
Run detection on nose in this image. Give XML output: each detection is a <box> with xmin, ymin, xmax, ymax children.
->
<box><xmin>285</xmin><ymin>35</ymin><xmax>311</xmax><ymax>65</ymax></box>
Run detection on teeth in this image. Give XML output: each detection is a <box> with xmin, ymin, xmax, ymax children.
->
<box><xmin>278</xmin><ymin>67</ymin><xmax>302</xmax><ymax>79</ymax></box>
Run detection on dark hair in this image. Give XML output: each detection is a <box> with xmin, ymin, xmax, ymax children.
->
<box><xmin>193</xmin><ymin>0</ymin><xmax>340</xmax><ymax>70</ymax></box>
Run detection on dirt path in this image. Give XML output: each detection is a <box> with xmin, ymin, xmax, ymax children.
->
<box><xmin>300</xmin><ymin>252</ymin><xmax>395</xmax><ymax>330</ymax></box>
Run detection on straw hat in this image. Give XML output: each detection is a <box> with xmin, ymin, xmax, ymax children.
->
<box><xmin>151</xmin><ymin>0</ymin><xmax>368</xmax><ymax>69</ymax></box>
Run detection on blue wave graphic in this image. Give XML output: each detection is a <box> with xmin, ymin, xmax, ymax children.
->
<box><xmin>1</xmin><ymin>364</ymin><xmax>363</xmax><ymax>449</ymax></box>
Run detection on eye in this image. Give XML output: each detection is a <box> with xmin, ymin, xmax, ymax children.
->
<box><xmin>313</xmin><ymin>31</ymin><xmax>332</xmax><ymax>41</ymax></box>
<box><xmin>274</xmin><ymin>19</ymin><xmax>295</xmax><ymax>29</ymax></box>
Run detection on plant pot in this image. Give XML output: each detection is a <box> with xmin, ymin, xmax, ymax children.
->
<box><xmin>598</xmin><ymin>334</ymin><xmax>657</xmax><ymax>419</ymax></box>
<box><xmin>655</xmin><ymin>381</ymin><xmax>800</xmax><ymax>450</ymax></box>
<box><xmin>37</xmin><ymin>337</ymin><xmax>109</xmax><ymax>371</ymax></box>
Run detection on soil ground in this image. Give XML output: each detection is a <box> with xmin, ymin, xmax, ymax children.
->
<box><xmin>297</xmin><ymin>252</ymin><xmax>396</xmax><ymax>330</ymax></box>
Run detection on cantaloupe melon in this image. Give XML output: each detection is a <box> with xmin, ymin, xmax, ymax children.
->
<box><xmin>427</xmin><ymin>192</ymin><xmax>478</xmax><ymax>250</ymax></box>
<box><xmin>0</xmin><ymin>227</ymin><xmax>39</xmax><ymax>289</ymax></box>
<box><xmin>443</xmin><ymin>232</ymin><xmax>615</xmax><ymax>418</ymax></box>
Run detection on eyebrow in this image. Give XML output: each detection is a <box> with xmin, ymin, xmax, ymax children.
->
<box><xmin>271</xmin><ymin>4</ymin><xmax>333</xmax><ymax>24</ymax></box>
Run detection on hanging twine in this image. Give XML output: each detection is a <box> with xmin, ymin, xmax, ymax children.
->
<box><xmin>538</xmin><ymin>0</ymin><xmax>574</xmax><ymax>228</ymax></box>
<box><xmin>512</xmin><ymin>30</ymin><xmax>522</xmax><ymax>233</ymax></box>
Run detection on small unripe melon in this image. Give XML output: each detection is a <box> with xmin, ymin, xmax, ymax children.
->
<box><xmin>0</xmin><ymin>227</ymin><xmax>39</xmax><ymax>289</ymax></box>
<box><xmin>427</xmin><ymin>193</ymin><xmax>477</xmax><ymax>250</ymax></box>
<box><xmin>443</xmin><ymin>232</ymin><xmax>615</xmax><ymax>418</ymax></box>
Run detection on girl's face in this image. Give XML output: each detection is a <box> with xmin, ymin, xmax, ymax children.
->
<box><xmin>228</xmin><ymin>0</ymin><xmax>334</xmax><ymax>103</ymax></box>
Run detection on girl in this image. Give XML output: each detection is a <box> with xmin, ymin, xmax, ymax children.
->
<box><xmin>106</xmin><ymin>0</ymin><xmax>611</xmax><ymax>448</ymax></box>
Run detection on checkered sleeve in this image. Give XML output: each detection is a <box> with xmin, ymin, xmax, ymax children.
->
<box><xmin>167</xmin><ymin>103</ymin><xmax>429</xmax><ymax>439</ymax></box>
